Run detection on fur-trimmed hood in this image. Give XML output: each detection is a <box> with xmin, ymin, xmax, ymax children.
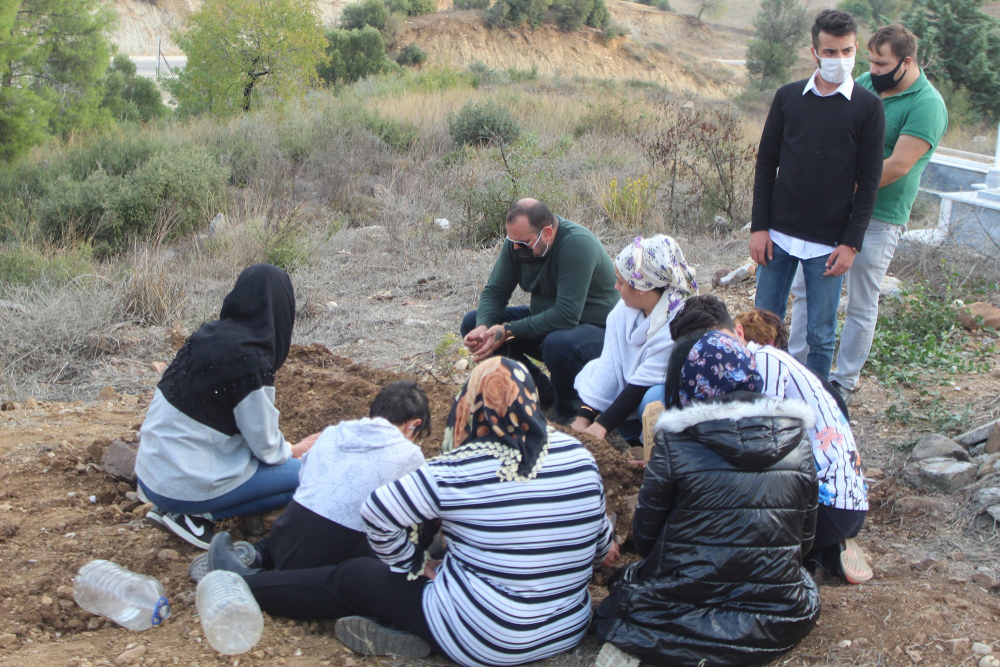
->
<box><xmin>655</xmin><ymin>392</ymin><xmax>815</xmax><ymax>469</ymax></box>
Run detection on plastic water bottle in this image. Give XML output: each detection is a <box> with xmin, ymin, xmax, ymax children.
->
<box><xmin>196</xmin><ymin>570</ymin><xmax>264</xmax><ymax>655</ymax></box>
<box><xmin>73</xmin><ymin>560</ymin><xmax>170</xmax><ymax>631</ymax></box>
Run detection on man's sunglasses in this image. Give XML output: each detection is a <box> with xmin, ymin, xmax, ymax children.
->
<box><xmin>505</xmin><ymin>226</ymin><xmax>550</xmax><ymax>249</ymax></box>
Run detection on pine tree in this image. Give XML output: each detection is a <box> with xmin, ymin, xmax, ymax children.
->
<box><xmin>904</xmin><ymin>0</ymin><xmax>1000</xmax><ymax>118</ymax></box>
<box><xmin>745</xmin><ymin>0</ymin><xmax>810</xmax><ymax>88</ymax></box>
<box><xmin>0</xmin><ymin>0</ymin><xmax>114</xmax><ymax>160</ymax></box>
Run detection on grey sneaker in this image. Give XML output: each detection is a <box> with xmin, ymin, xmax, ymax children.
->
<box><xmin>189</xmin><ymin>541</ymin><xmax>258</xmax><ymax>582</ymax></box>
<box><xmin>335</xmin><ymin>616</ymin><xmax>431</xmax><ymax>659</ymax></box>
<box><xmin>595</xmin><ymin>642</ymin><xmax>640</xmax><ymax>667</ymax></box>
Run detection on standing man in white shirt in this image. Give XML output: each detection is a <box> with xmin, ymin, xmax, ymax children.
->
<box><xmin>750</xmin><ymin>9</ymin><xmax>885</xmax><ymax>379</ymax></box>
<box><xmin>786</xmin><ymin>25</ymin><xmax>948</xmax><ymax>402</ymax></box>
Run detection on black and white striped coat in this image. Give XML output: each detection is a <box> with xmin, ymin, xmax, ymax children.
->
<box><xmin>361</xmin><ymin>430</ymin><xmax>615</xmax><ymax>667</ymax></box>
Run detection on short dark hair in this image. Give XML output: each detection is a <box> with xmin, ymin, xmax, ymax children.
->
<box><xmin>670</xmin><ymin>295</ymin><xmax>735</xmax><ymax>341</ymax></box>
<box><xmin>811</xmin><ymin>9</ymin><xmax>858</xmax><ymax>49</ymax></box>
<box><xmin>369</xmin><ymin>380</ymin><xmax>431</xmax><ymax>439</ymax></box>
<box><xmin>868</xmin><ymin>24</ymin><xmax>918</xmax><ymax>61</ymax></box>
<box><xmin>506</xmin><ymin>199</ymin><xmax>556</xmax><ymax>232</ymax></box>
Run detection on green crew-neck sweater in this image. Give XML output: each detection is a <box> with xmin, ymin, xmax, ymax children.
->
<box><xmin>476</xmin><ymin>218</ymin><xmax>619</xmax><ymax>340</ymax></box>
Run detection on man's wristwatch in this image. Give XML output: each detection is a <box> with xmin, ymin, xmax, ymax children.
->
<box><xmin>503</xmin><ymin>322</ymin><xmax>515</xmax><ymax>341</ymax></box>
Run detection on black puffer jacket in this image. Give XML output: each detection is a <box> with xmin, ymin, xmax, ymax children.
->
<box><xmin>594</xmin><ymin>392</ymin><xmax>820</xmax><ymax>667</ymax></box>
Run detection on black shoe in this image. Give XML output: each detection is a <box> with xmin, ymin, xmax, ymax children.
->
<box><xmin>207</xmin><ymin>532</ymin><xmax>261</xmax><ymax>576</ymax></box>
<box><xmin>190</xmin><ymin>541</ymin><xmax>259</xmax><ymax>582</ymax></box>
<box><xmin>830</xmin><ymin>380</ymin><xmax>854</xmax><ymax>406</ymax></box>
<box><xmin>335</xmin><ymin>616</ymin><xmax>431</xmax><ymax>658</ymax></box>
<box><xmin>157</xmin><ymin>512</ymin><xmax>215</xmax><ymax>550</ymax></box>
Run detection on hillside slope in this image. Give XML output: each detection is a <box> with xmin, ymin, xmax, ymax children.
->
<box><xmin>106</xmin><ymin>0</ymin><xmax>742</xmax><ymax>96</ymax></box>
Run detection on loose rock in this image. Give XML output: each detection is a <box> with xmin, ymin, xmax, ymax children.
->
<box><xmin>973</xmin><ymin>642</ymin><xmax>993</xmax><ymax>655</ymax></box>
<box><xmin>157</xmin><ymin>549</ymin><xmax>179</xmax><ymax>561</ymax></box>
<box><xmin>903</xmin><ymin>457</ymin><xmax>977</xmax><ymax>492</ymax></box>
<box><xmin>150</xmin><ymin>361</ymin><xmax>167</xmax><ymax>374</ymax></box>
<box><xmin>958</xmin><ymin>302</ymin><xmax>1000</xmax><ymax>331</ymax></box>
<box><xmin>893</xmin><ymin>497</ymin><xmax>945</xmax><ymax>515</ymax></box>
<box><xmin>981</xmin><ymin>657</ymin><xmax>1000</xmax><ymax>667</ymax></box>
<box><xmin>975</xmin><ymin>487</ymin><xmax>1000</xmax><ymax>509</ymax></box>
<box><xmin>972</xmin><ymin>573</ymin><xmax>995</xmax><ymax>588</ymax></box>
<box><xmin>115</xmin><ymin>645</ymin><xmax>146</xmax><ymax>665</ymax></box>
<box><xmin>98</xmin><ymin>385</ymin><xmax>121</xmax><ymax>402</ymax></box>
<box><xmin>880</xmin><ymin>275</ymin><xmax>903</xmax><ymax>299</ymax></box>
<box><xmin>100</xmin><ymin>438</ymin><xmax>138</xmax><ymax>483</ymax></box>
<box><xmin>943</xmin><ymin>638</ymin><xmax>969</xmax><ymax>654</ymax></box>
<box><xmin>909</xmin><ymin>434</ymin><xmax>971</xmax><ymax>462</ymax></box>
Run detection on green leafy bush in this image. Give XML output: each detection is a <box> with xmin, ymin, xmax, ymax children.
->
<box><xmin>101</xmin><ymin>55</ymin><xmax>168</xmax><ymax>124</ymax></box>
<box><xmin>30</xmin><ymin>137</ymin><xmax>229</xmax><ymax>255</ymax></box>
<box><xmin>454</xmin><ymin>0</ymin><xmax>491</xmax><ymax>8</ymax></box>
<box><xmin>868</xmin><ymin>281</ymin><xmax>992</xmax><ymax>383</ymax></box>
<box><xmin>340</xmin><ymin>0</ymin><xmax>389</xmax><ymax>30</ymax></box>
<box><xmin>636</xmin><ymin>0</ymin><xmax>671</xmax><ymax>10</ymax></box>
<box><xmin>360</xmin><ymin>112</ymin><xmax>420</xmax><ymax>151</ymax></box>
<box><xmin>485</xmin><ymin>0</ymin><xmax>551</xmax><ymax>28</ymax></box>
<box><xmin>319</xmin><ymin>28</ymin><xmax>394</xmax><ymax>84</ymax></box>
<box><xmin>448</xmin><ymin>101</ymin><xmax>522</xmax><ymax>147</ymax></box>
<box><xmin>0</xmin><ymin>243</ymin><xmax>94</xmax><ymax>286</ymax></box>
<box><xmin>396</xmin><ymin>43</ymin><xmax>428</xmax><ymax>66</ymax></box>
<box><xmin>407</xmin><ymin>0</ymin><xmax>437</xmax><ymax>14</ymax></box>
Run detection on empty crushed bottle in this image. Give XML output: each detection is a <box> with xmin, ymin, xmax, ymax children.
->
<box><xmin>196</xmin><ymin>570</ymin><xmax>264</xmax><ymax>655</ymax></box>
<box><xmin>73</xmin><ymin>560</ymin><xmax>170</xmax><ymax>631</ymax></box>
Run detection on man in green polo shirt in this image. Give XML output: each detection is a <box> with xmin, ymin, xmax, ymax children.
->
<box><xmin>788</xmin><ymin>24</ymin><xmax>948</xmax><ymax>402</ymax></box>
<box><xmin>461</xmin><ymin>198</ymin><xmax>619</xmax><ymax>421</ymax></box>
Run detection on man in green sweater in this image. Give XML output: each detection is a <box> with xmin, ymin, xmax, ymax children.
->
<box><xmin>461</xmin><ymin>199</ymin><xmax>619</xmax><ymax>421</ymax></box>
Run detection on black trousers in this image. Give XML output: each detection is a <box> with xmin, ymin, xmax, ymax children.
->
<box><xmin>253</xmin><ymin>500</ymin><xmax>374</xmax><ymax>571</ymax></box>
<box><xmin>460</xmin><ymin>306</ymin><xmax>605</xmax><ymax>419</ymax></box>
<box><xmin>244</xmin><ymin>557</ymin><xmax>442</xmax><ymax>653</ymax></box>
<box><xmin>805</xmin><ymin>504</ymin><xmax>867</xmax><ymax>571</ymax></box>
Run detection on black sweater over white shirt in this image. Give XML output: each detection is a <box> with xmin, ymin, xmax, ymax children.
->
<box><xmin>751</xmin><ymin>74</ymin><xmax>885</xmax><ymax>251</ymax></box>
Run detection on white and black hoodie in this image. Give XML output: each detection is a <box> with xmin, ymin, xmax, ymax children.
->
<box><xmin>135</xmin><ymin>264</ymin><xmax>295</xmax><ymax>502</ymax></box>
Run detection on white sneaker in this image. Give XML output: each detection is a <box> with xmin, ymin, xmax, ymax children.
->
<box><xmin>595</xmin><ymin>642</ymin><xmax>640</xmax><ymax>667</ymax></box>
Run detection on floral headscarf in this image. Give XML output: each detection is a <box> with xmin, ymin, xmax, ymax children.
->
<box><xmin>615</xmin><ymin>235</ymin><xmax>697</xmax><ymax>339</ymax></box>
<box><xmin>678</xmin><ymin>331</ymin><xmax>762</xmax><ymax>407</ymax></box>
<box><xmin>441</xmin><ymin>357</ymin><xmax>549</xmax><ymax>482</ymax></box>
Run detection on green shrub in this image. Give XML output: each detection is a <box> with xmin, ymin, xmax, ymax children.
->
<box><xmin>454</xmin><ymin>0</ymin><xmax>491</xmax><ymax>8</ymax></box>
<box><xmin>586</xmin><ymin>0</ymin><xmax>610</xmax><ymax>27</ymax></box>
<box><xmin>552</xmin><ymin>0</ymin><xmax>594</xmax><ymax>31</ymax></box>
<box><xmin>101</xmin><ymin>55</ymin><xmax>169</xmax><ymax>124</ymax></box>
<box><xmin>408</xmin><ymin>0</ymin><xmax>437</xmax><ymax>14</ymax></box>
<box><xmin>37</xmin><ymin>142</ymin><xmax>229</xmax><ymax>255</ymax></box>
<box><xmin>637</xmin><ymin>0</ymin><xmax>670</xmax><ymax>9</ymax></box>
<box><xmin>601</xmin><ymin>175</ymin><xmax>654</xmax><ymax>229</ymax></box>
<box><xmin>340</xmin><ymin>0</ymin><xmax>389</xmax><ymax>30</ymax></box>
<box><xmin>385</xmin><ymin>0</ymin><xmax>411</xmax><ymax>12</ymax></box>
<box><xmin>485</xmin><ymin>0</ymin><xmax>551</xmax><ymax>28</ymax></box>
<box><xmin>448</xmin><ymin>101</ymin><xmax>522</xmax><ymax>146</ymax></box>
<box><xmin>396</xmin><ymin>43</ymin><xmax>428</xmax><ymax>66</ymax></box>
<box><xmin>361</xmin><ymin>112</ymin><xmax>420</xmax><ymax>151</ymax></box>
<box><xmin>320</xmin><ymin>27</ymin><xmax>394</xmax><ymax>85</ymax></box>
<box><xmin>508</xmin><ymin>64</ymin><xmax>538</xmax><ymax>82</ymax></box>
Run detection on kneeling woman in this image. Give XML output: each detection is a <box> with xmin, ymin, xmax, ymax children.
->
<box><xmin>594</xmin><ymin>330</ymin><xmax>820</xmax><ymax>667</ymax></box>
<box><xmin>136</xmin><ymin>264</ymin><xmax>306</xmax><ymax>549</ymax></box>
<box><xmin>209</xmin><ymin>357</ymin><xmax>618</xmax><ymax>667</ymax></box>
<box><xmin>572</xmin><ymin>235</ymin><xmax>696</xmax><ymax>442</ymax></box>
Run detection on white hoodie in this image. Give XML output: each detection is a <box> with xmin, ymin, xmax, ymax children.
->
<box><xmin>293</xmin><ymin>417</ymin><xmax>426</xmax><ymax>532</ymax></box>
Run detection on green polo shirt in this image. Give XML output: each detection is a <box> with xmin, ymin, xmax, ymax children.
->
<box><xmin>856</xmin><ymin>71</ymin><xmax>948</xmax><ymax>225</ymax></box>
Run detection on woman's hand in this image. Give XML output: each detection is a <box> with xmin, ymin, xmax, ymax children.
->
<box><xmin>601</xmin><ymin>542</ymin><xmax>621</xmax><ymax>568</ymax></box>
<box><xmin>290</xmin><ymin>432</ymin><xmax>321</xmax><ymax>459</ymax></box>
<box><xmin>570</xmin><ymin>417</ymin><xmax>591</xmax><ymax>432</ymax></box>
<box><xmin>583</xmin><ymin>422</ymin><xmax>608</xmax><ymax>440</ymax></box>
<box><xmin>423</xmin><ymin>559</ymin><xmax>443</xmax><ymax>580</ymax></box>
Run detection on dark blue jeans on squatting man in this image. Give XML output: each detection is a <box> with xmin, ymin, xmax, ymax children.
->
<box><xmin>754</xmin><ymin>243</ymin><xmax>844</xmax><ymax>380</ymax></box>
<box><xmin>460</xmin><ymin>306</ymin><xmax>605</xmax><ymax>420</ymax></box>
<box><xmin>138</xmin><ymin>457</ymin><xmax>301</xmax><ymax>520</ymax></box>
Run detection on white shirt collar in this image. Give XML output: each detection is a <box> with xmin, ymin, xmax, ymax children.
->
<box><xmin>802</xmin><ymin>70</ymin><xmax>854</xmax><ymax>100</ymax></box>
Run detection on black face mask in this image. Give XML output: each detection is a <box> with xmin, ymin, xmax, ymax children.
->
<box><xmin>870</xmin><ymin>58</ymin><xmax>906</xmax><ymax>93</ymax></box>
<box><xmin>513</xmin><ymin>246</ymin><xmax>540</xmax><ymax>263</ymax></box>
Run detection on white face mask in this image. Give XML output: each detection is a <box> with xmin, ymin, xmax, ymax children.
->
<box><xmin>814</xmin><ymin>50</ymin><xmax>855</xmax><ymax>84</ymax></box>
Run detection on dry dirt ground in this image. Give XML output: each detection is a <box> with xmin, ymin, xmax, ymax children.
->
<box><xmin>3</xmin><ymin>246</ymin><xmax>1000</xmax><ymax>666</ymax></box>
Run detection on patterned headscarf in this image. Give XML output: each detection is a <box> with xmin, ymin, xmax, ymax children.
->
<box><xmin>615</xmin><ymin>235</ymin><xmax>697</xmax><ymax>338</ymax></box>
<box><xmin>679</xmin><ymin>331</ymin><xmax>762</xmax><ymax>407</ymax></box>
<box><xmin>441</xmin><ymin>357</ymin><xmax>549</xmax><ymax>482</ymax></box>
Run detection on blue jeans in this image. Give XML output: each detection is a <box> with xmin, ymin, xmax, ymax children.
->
<box><xmin>755</xmin><ymin>243</ymin><xmax>844</xmax><ymax>379</ymax></box>
<box><xmin>138</xmin><ymin>457</ymin><xmax>301</xmax><ymax>520</ymax></box>
<box><xmin>615</xmin><ymin>385</ymin><xmax>665</xmax><ymax>443</ymax></box>
<box><xmin>460</xmin><ymin>307</ymin><xmax>605</xmax><ymax>419</ymax></box>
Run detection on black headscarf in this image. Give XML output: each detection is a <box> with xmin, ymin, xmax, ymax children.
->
<box><xmin>157</xmin><ymin>264</ymin><xmax>295</xmax><ymax>435</ymax></box>
<box><xmin>441</xmin><ymin>357</ymin><xmax>549</xmax><ymax>481</ymax></box>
